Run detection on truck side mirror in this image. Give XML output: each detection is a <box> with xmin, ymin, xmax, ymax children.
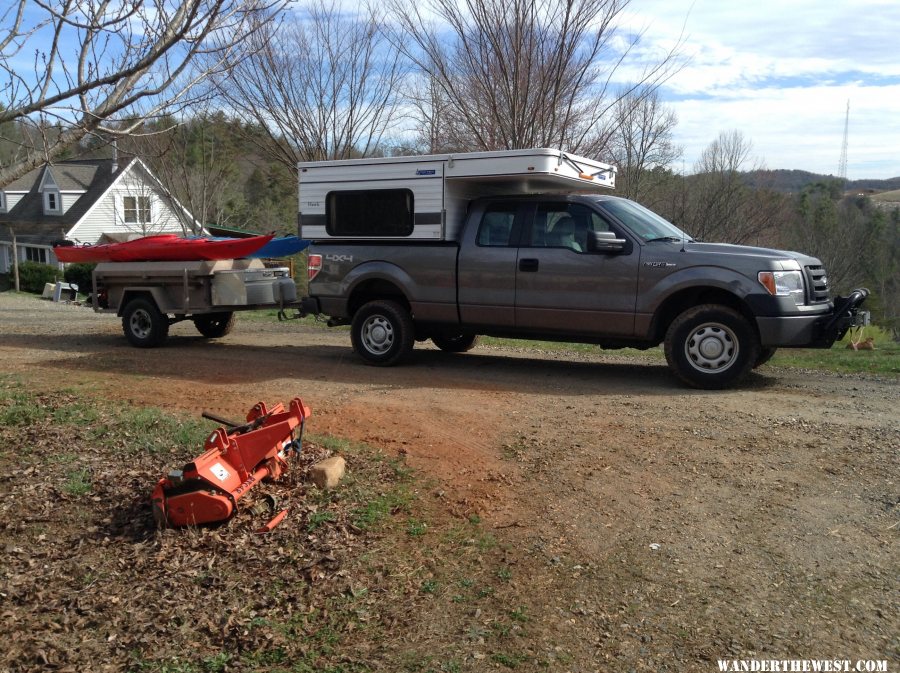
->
<box><xmin>587</xmin><ymin>230</ymin><xmax>626</xmax><ymax>253</ymax></box>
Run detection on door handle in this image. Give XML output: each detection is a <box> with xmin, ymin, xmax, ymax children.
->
<box><xmin>519</xmin><ymin>258</ymin><xmax>539</xmax><ymax>272</ymax></box>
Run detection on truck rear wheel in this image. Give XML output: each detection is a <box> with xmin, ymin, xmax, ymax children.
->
<box><xmin>431</xmin><ymin>332</ymin><xmax>479</xmax><ymax>353</ymax></box>
<box><xmin>122</xmin><ymin>297</ymin><xmax>169</xmax><ymax>348</ymax></box>
<box><xmin>194</xmin><ymin>312</ymin><xmax>236</xmax><ymax>338</ymax></box>
<box><xmin>351</xmin><ymin>300</ymin><xmax>415</xmax><ymax>366</ymax></box>
<box><xmin>754</xmin><ymin>347</ymin><xmax>777</xmax><ymax>368</ymax></box>
<box><xmin>664</xmin><ymin>304</ymin><xmax>759</xmax><ymax>389</ymax></box>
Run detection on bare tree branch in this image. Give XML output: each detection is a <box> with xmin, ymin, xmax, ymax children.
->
<box><xmin>214</xmin><ymin>1</ymin><xmax>405</xmax><ymax>166</ymax></box>
<box><xmin>607</xmin><ymin>85</ymin><xmax>681</xmax><ymax>203</ymax></box>
<box><xmin>0</xmin><ymin>0</ymin><xmax>285</xmax><ymax>184</ymax></box>
<box><xmin>389</xmin><ymin>0</ymin><xmax>686</xmax><ymax>156</ymax></box>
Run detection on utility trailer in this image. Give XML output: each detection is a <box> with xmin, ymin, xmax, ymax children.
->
<box><xmin>92</xmin><ymin>259</ymin><xmax>298</xmax><ymax>347</ymax></box>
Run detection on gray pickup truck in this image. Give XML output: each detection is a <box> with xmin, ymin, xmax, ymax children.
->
<box><xmin>299</xmin><ymin>193</ymin><xmax>869</xmax><ymax>389</ymax></box>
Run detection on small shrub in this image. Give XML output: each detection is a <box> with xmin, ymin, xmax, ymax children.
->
<box><xmin>63</xmin><ymin>263</ymin><xmax>96</xmax><ymax>293</ymax></box>
<box><xmin>17</xmin><ymin>261</ymin><xmax>60</xmax><ymax>293</ymax></box>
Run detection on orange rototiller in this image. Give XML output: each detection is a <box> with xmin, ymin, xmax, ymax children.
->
<box><xmin>151</xmin><ymin>398</ymin><xmax>310</xmax><ymax>529</ymax></box>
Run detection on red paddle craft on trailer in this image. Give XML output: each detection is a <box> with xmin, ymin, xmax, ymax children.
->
<box><xmin>53</xmin><ymin>233</ymin><xmax>275</xmax><ymax>263</ymax></box>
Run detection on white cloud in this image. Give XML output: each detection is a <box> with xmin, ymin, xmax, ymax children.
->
<box><xmin>614</xmin><ymin>0</ymin><xmax>900</xmax><ymax>178</ymax></box>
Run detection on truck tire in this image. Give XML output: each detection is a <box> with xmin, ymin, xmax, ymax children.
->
<box><xmin>431</xmin><ymin>332</ymin><xmax>479</xmax><ymax>353</ymax></box>
<box><xmin>754</xmin><ymin>347</ymin><xmax>778</xmax><ymax>368</ymax></box>
<box><xmin>122</xmin><ymin>297</ymin><xmax>169</xmax><ymax>348</ymax></box>
<box><xmin>194</xmin><ymin>312</ymin><xmax>236</xmax><ymax>338</ymax></box>
<box><xmin>664</xmin><ymin>304</ymin><xmax>759</xmax><ymax>389</ymax></box>
<box><xmin>351</xmin><ymin>300</ymin><xmax>415</xmax><ymax>366</ymax></box>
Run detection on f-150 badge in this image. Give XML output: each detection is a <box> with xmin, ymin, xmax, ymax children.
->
<box><xmin>643</xmin><ymin>261</ymin><xmax>677</xmax><ymax>268</ymax></box>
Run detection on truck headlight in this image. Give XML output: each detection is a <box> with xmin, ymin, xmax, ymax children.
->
<box><xmin>758</xmin><ymin>270</ymin><xmax>804</xmax><ymax>303</ymax></box>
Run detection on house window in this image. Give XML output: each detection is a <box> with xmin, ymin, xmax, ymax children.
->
<box><xmin>25</xmin><ymin>246</ymin><xmax>49</xmax><ymax>264</ymax></box>
<box><xmin>124</xmin><ymin>196</ymin><xmax>151</xmax><ymax>224</ymax></box>
<box><xmin>44</xmin><ymin>190</ymin><xmax>60</xmax><ymax>214</ymax></box>
<box><xmin>0</xmin><ymin>191</ymin><xmax>6</xmax><ymax>212</ymax></box>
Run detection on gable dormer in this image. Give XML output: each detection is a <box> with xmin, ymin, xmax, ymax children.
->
<box><xmin>39</xmin><ymin>167</ymin><xmax>61</xmax><ymax>215</ymax></box>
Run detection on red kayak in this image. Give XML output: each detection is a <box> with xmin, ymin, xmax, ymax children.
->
<box><xmin>54</xmin><ymin>233</ymin><xmax>275</xmax><ymax>263</ymax></box>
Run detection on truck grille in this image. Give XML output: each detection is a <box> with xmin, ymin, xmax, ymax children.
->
<box><xmin>804</xmin><ymin>265</ymin><xmax>830</xmax><ymax>304</ymax></box>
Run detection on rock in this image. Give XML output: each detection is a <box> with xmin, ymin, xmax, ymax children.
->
<box><xmin>310</xmin><ymin>456</ymin><xmax>346</xmax><ymax>489</ymax></box>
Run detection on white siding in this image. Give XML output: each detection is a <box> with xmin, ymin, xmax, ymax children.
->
<box><xmin>67</xmin><ymin>166</ymin><xmax>192</xmax><ymax>244</ymax></box>
<box><xmin>60</xmin><ymin>191</ymin><xmax>86</xmax><ymax>215</ymax></box>
<box><xmin>4</xmin><ymin>193</ymin><xmax>26</xmax><ymax>211</ymax></box>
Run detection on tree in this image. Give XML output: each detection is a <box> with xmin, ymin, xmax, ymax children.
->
<box><xmin>124</xmin><ymin>112</ymin><xmax>296</xmax><ymax>233</ymax></box>
<box><xmin>129</xmin><ymin>112</ymin><xmax>246</xmax><ymax>231</ymax></box>
<box><xmin>388</xmin><ymin>0</ymin><xmax>684</xmax><ymax>155</ymax></box>
<box><xmin>607</xmin><ymin>86</ymin><xmax>681</xmax><ymax>204</ymax></box>
<box><xmin>0</xmin><ymin>0</ymin><xmax>283</xmax><ymax>184</ymax></box>
<box><xmin>214</xmin><ymin>0</ymin><xmax>405</xmax><ymax>166</ymax></box>
<box><xmin>674</xmin><ymin>130</ymin><xmax>782</xmax><ymax>245</ymax></box>
<box><xmin>787</xmin><ymin>184</ymin><xmax>885</xmax><ymax>295</ymax></box>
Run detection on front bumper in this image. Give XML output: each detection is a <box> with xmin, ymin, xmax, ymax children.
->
<box><xmin>756</xmin><ymin>288</ymin><xmax>870</xmax><ymax>348</ymax></box>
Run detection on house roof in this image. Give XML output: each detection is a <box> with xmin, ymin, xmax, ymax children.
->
<box><xmin>0</xmin><ymin>158</ymin><xmax>134</xmax><ymax>243</ymax></box>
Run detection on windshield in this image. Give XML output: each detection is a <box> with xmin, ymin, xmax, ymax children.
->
<box><xmin>597</xmin><ymin>198</ymin><xmax>691</xmax><ymax>242</ymax></box>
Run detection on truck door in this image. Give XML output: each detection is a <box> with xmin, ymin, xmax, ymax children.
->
<box><xmin>514</xmin><ymin>201</ymin><xmax>640</xmax><ymax>336</ymax></box>
<box><xmin>457</xmin><ymin>202</ymin><xmax>526</xmax><ymax>327</ymax></box>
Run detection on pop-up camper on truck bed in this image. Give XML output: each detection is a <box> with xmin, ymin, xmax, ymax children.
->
<box><xmin>297</xmin><ymin>148</ymin><xmax>616</xmax><ymax>241</ymax></box>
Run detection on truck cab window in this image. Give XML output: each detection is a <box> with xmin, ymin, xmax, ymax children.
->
<box><xmin>476</xmin><ymin>207</ymin><xmax>517</xmax><ymax>247</ymax></box>
<box><xmin>530</xmin><ymin>203</ymin><xmax>604</xmax><ymax>253</ymax></box>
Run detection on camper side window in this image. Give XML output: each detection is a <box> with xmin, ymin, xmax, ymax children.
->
<box><xmin>326</xmin><ymin>189</ymin><xmax>414</xmax><ymax>237</ymax></box>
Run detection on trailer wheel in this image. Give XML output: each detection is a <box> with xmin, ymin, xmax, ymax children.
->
<box><xmin>431</xmin><ymin>332</ymin><xmax>479</xmax><ymax>353</ymax></box>
<box><xmin>194</xmin><ymin>312</ymin><xmax>236</xmax><ymax>338</ymax></box>
<box><xmin>351</xmin><ymin>300</ymin><xmax>414</xmax><ymax>366</ymax></box>
<box><xmin>122</xmin><ymin>297</ymin><xmax>169</xmax><ymax>348</ymax></box>
<box><xmin>664</xmin><ymin>304</ymin><xmax>759</xmax><ymax>389</ymax></box>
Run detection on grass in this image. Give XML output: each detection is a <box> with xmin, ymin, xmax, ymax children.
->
<box><xmin>770</xmin><ymin>325</ymin><xmax>900</xmax><ymax>376</ymax></box>
<box><xmin>1</xmin><ymin>375</ymin><xmax>533</xmax><ymax>672</ymax></box>
<box><xmin>484</xmin><ymin>329</ymin><xmax>900</xmax><ymax>377</ymax></box>
<box><xmin>63</xmin><ymin>468</ymin><xmax>92</xmax><ymax>496</ymax></box>
<box><xmin>80</xmin><ymin>404</ymin><xmax>210</xmax><ymax>457</ymax></box>
<box><xmin>870</xmin><ymin>188</ymin><xmax>900</xmax><ymax>203</ymax></box>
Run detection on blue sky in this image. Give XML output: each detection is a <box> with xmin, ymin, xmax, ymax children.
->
<box><xmin>617</xmin><ymin>0</ymin><xmax>900</xmax><ymax>179</ymax></box>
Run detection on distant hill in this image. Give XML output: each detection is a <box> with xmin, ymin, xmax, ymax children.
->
<box><xmin>871</xmin><ymin>189</ymin><xmax>900</xmax><ymax>203</ymax></box>
<box><xmin>741</xmin><ymin>169</ymin><xmax>900</xmax><ymax>194</ymax></box>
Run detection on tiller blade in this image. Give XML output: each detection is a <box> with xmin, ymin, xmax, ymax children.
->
<box><xmin>151</xmin><ymin>398</ymin><xmax>310</xmax><ymax>528</ymax></box>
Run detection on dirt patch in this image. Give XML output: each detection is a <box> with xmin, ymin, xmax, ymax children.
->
<box><xmin>1</xmin><ymin>293</ymin><xmax>898</xmax><ymax>671</ymax></box>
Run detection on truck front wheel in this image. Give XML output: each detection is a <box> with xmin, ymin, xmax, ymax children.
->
<box><xmin>664</xmin><ymin>305</ymin><xmax>759</xmax><ymax>389</ymax></box>
<box><xmin>122</xmin><ymin>297</ymin><xmax>169</xmax><ymax>348</ymax></box>
<box><xmin>351</xmin><ymin>300</ymin><xmax>415</xmax><ymax>366</ymax></box>
<box><xmin>194</xmin><ymin>312</ymin><xmax>236</xmax><ymax>338</ymax></box>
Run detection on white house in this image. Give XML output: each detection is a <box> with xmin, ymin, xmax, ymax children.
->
<box><xmin>0</xmin><ymin>158</ymin><xmax>201</xmax><ymax>273</ymax></box>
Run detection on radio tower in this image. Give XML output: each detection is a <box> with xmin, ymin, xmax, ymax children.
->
<box><xmin>837</xmin><ymin>100</ymin><xmax>849</xmax><ymax>181</ymax></box>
